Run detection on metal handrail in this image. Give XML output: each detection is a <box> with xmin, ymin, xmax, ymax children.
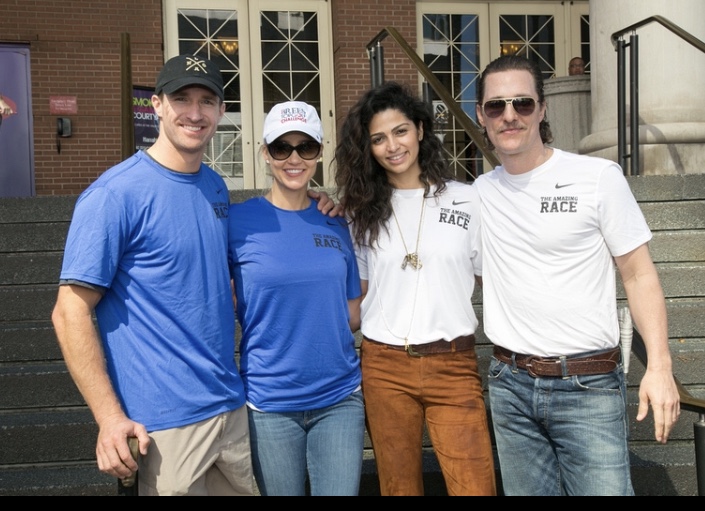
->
<box><xmin>366</xmin><ymin>27</ymin><xmax>500</xmax><ymax>169</ymax></box>
<box><xmin>631</xmin><ymin>327</ymin><xmax>705</xmax><ymax>496</ymax></box>
<box><xmin>610</xmin><ymin>15</ymin><xmax>705</xmax><ymax>53</ymax></box>
<box><xmin>611</xmin><ymin>16</ymin><xmax>705</xmax><ymax>176</ymax></box>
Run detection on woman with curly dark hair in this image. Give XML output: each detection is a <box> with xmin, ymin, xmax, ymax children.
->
<box><xmin>334</xmin><ymin>82</ymin><xmax>496</xmax><ymax>496</ymax></box>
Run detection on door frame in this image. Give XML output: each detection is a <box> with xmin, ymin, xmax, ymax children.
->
<box><xmin>0</xmin><ymin>44</ymin><xmax>35</xmax><ymax>197</ymax></box>
<box><xmin>162</xmin><ymin>0</ymin><xmax>335</xmax><ymax>189</ymax></box>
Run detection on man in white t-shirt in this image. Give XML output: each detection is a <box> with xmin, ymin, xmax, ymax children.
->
<box><xmin>474</xmin><ymin>54</ymin><xmax>680</xmax><ymax>496</ymax></box>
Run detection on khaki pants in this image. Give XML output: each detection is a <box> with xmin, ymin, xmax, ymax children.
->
<box><xmin>361</xmin><ymin>339</ymin><xmax>496</xmax><ymax>496</ymax></box>
<box><xmin>139</xmin><ymin>406</ymin><xmax>254</xmax><ymax>496</ymax></box>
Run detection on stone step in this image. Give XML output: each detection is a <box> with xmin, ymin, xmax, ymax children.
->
<box><xmin>3</xmin><ymin>332</ymin><xmax>703</xmax><ymax>409</ymax></box>
<box><xmin>361</xmin><ymin>442</ymin><xmax>700</xmax><ymax>496</ymax></box>
<box><xmin>628</xmin><ymin>442</ymin><xmax>701</xmax><ymax>497</ymax></box>
<box><xmin>639</xmin><ymin>200</ymin><xmax>705</xmax><ymax>231</ymax></box>
<box><xmin>0</xmin><ymin>222</ymin><xmax>69</xmax><ymax>253</ymax></box>
<box><xmin>0</xmin><ymin>408</ymin><xmax>98</xmax><ymax>465</ymax></box>
<box><xmin>0</xmin><ymin>362</ymin><xmax>83</xmax><ymax>409</ymax></box>
<box><xmin>0</xmin><ymin>252</ymin><xmax>62</xmax><ymax>285</ymax></box>
<box><xmin>0</xmin><ymin>285</ymin><xmax>58</xmax><ymax>323</ymax></box>
<box><xmin>618</xmin><ymin>262</ymin><xmax>705</xmax><ymax>298</ymax></box>
<box><xmin>0</xmin><ymin>177</ymin><xmax>702</xmax><ymax>496</ymax></box>
<box><xmin>0</xmin><ymin>322</ymin><xmax>62</xmax><ymax>363</ymax></box>
<box><xmin>650</xmin><ymin>230</ymin><xmax>705</xmax><ymax>263</ymax></box>
<box><xmin>0</xmin><ymin>463</ymin><xmax>117</xmax><ymax>497</ymax></box>
<box><xmin>1</xmin><ymin>304</ymin><xmax>702</xmax><ymax>367</ymax></box>
<box><xmin>6</xmin><ymin>287</ymin><xmax>701</xmax><ymax>324</ymax></box>
<box><xmin>1</xmin><ymin>360</ymin><xmax>701</xmax><ymax>462</ymax></box>
<box><xmin>0</xmin><ymin>442</ymin><xmax>697</xmax><ymax>496</ymax></box>
<box><xmin>646</xmin><ymin>299</ymin><xmax>705</xmax><ymax>339</ymax></box>
<box><xmin>0</xmin><ymin>198</ymin><xmax>702</xmax><ymax>255</ymax></box>
<box><xmin>1</xmin><ymin>250</ymin><xmax>702</xmax><ymax>301</ymax></box>
<box><xmin>0</xmin><ymin>197</ymin><xmax>75</xmax><ymax>224</ymax></box>
<box><xmin>628</xmin><ymin>175</ymin><xmax>705</xmax><ymax>202</ymax></box>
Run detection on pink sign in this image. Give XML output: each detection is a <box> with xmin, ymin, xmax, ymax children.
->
<box><xmin>50</xmin><ymin>96</ymin><xmax>78</xmax><ymax>115</ymax></box>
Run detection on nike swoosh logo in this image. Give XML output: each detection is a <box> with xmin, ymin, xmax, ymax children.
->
<box><xmin>327</xmin><ymin>221</ymin><xmax>339</xmax><ymax>226</ymax></box>
<box><xmin>216</xmin><ymin>189</ymin><xmax>224</xmax><ymax>194</ymax></box>
<box><xmin>555</xmin><ymin>183</ymin><xmax>575</xmax><ymax>189</ymax></box>
<box><xmin>452</xmin><ymin>200</ymin><xmax>470</xmax><ymax>206</ymax></box>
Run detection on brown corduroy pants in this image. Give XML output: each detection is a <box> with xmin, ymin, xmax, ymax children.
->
<box><xmin>361</xmin><ymin>338</ymin><xmax>497</xmax><ymax>496</ymax></box>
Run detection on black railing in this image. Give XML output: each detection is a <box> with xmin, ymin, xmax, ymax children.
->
<box><xmin>611</xmin><ymin>16</ymin><xmax>705</xmax><ymax>176</ymax></box>
<box><xmin>366</xmin><ymin>27</ymin><xmax>500</xmax><ymax>169</ymax></box>
<box><xmin>631</xmin><ymin>327</ymin><xmax>705</xmax><ymax>496</ymax></box>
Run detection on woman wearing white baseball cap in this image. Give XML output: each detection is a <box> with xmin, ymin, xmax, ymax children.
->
<box><xmin>227</xmin><ymin>101</ymin><xmax>364</xmax><ymax>496</ymax></box>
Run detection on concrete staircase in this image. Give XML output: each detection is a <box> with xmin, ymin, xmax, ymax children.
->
<box><xmin>1</xmin><ymin>175</ymin><xmax>703</xmax><ymax>496</ymax></box>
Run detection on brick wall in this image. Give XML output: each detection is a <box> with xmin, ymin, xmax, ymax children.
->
<box><xmin>0</xmin><ymin>0</ymin><xmax>164</xmax><ymax>196</ymax></box>
<box><xmin>331</xmin><ymin>0</ymin><xmax>419</xmax><ymax>131</ymax></box>
<box><xmin>1</xmin><ymin>0</ymin><xmax>419</xmax><ymax>196</ymax></box>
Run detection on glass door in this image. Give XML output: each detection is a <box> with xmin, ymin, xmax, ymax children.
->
<box><xmin>163</xmin><ymin>0</ymin><xmax>334</xmax><ymax>190</ymax></box>
<box><xmin>419</xmin><ymin>4</ymin><xmax>490</xmax><ymax>179</ymax></box>
<box><xmin>250</xmin><ymin>1</ymin><xmax>335</xmax><ymax>188</ymax></box>
<box><xmin>489</xmin><ymin>2</ymin><xmax>566</xmax><ymax>80</ymax></box>
<box><xmin>418</xmin><ymin>1</ymin><xmax>588</xmax><ymax>177</ymax></box>
<box><xmin>164</xmin><ymin>0</ymin><xmax>253</xmax><ymax>189</ymax></box>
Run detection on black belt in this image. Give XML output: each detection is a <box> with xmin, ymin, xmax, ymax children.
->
<box><xmin>364</xmin><ymin>335</ymin><xmax>475</xmax><ymax>357</ymax></box>
<box><xmin>493</xmin><ymin>345</ymin><xmax>621</xmax><ymax>378</ymax></box>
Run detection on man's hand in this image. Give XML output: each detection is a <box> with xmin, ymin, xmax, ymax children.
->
<box><xmin>637</xmin><ymin>368</ymin><xmax>680</xmax><ymax>444</ymax></box>
<box><xmin>616</xmin><ymin>244</ymin><xmax>680</xmax><ymax>444</ymax></box>
<box><xmin>95</xmin><ymin>413</ymin><xmax>151</xmax><ymax>479</ymax></box>
<box><xmin>308</xmin><ymin>189</ymin><xmax>344</xmax><ymax>217</ymax></box>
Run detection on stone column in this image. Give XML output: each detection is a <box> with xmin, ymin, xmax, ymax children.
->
<box><xmin>545</xmin><ymin>75</ymin><xmax>591</xmax><ymax>154</ymax></box>
<box><xmin>581</xmin><ymin>0</ymin><xmax>705</xmax><ymax>174</ymax></box>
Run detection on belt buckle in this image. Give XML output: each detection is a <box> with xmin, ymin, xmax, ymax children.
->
<box><xmin>406</xmin><ymin>344</ymin><xmax>425</xmax><ymax>357</ymax></box>
<box><xmin>525</xmin><ymin>355</ymin><xmax>541</xmax><ymax>377</ymax></box>
<box><xmin>526</xmin><ymin>355</ymin><xmax>568</xmax><ymax>378</ymax></box>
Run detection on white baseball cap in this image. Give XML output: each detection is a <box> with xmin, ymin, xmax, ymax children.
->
<box><xmin>263</xmin><ymin>101</ymin><xmax>323</xmax><ymax>144</ymax></box>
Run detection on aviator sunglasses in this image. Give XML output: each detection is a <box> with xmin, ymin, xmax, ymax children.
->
<box><xmin>267</xmin><ymin>140</ymin><xmax>322</xmax><ymax>161</ymax></box>
<box><xmin>482</xmin><ymin>97</ymin><xmax>537</xmax><ymax>118</ymax></box>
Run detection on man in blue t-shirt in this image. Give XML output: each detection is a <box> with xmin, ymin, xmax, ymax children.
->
<box><xmin>51</xmin><ymin>55</ymin><xmax>253</xmax><ymax>496</ymax></box>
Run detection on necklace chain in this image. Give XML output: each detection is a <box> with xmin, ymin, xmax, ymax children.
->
<box><xmin>391</xmin><ymin>195</ymin><xmax>426</xmax><ymax>270</ymax></box>
<box><xmin>374</xmin><ymin>194</ymin><xmax>426</xmax><ymax>348</ymax></box>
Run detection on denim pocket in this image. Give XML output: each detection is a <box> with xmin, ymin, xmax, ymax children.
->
<box><xmin>573</xmin><ymin>369</ymin><xmax>623</xmax><ymax>393</ymax></box>
<box><xmin>488</xmin><ymin>356</ymin><xmax>510</xmax><ymax>380</ymax></box>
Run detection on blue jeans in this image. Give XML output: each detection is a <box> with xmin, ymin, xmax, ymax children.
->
<box><xmin>488</xmin><ymin>352</ymin><xmax>634</xmax><ymax>496</ymax></box>
<box><xmin>247</xmin><ymin>391</ymin><xmax>365</xmax><ymax>496</ymax></box>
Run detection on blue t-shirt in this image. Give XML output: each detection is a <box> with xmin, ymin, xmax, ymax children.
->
<box><xmin>228</xmin><ymin>197</ymin><xmax>362</xmax><ymax>412</ymax></box>
<box><xmin>59</xmin><ymin>151</ymin><xmax>245</xmax><ymax>432</ymax></box>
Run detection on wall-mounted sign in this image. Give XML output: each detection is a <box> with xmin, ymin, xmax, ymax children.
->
<box><xmin>49</xmin><ymin>96</ymin><xmax>78</xmax><ymax>115</ymax></box>
<box><xmin>133</xmin><ymin>86</ymin><xmax>159</xmax><ymax>152</ymax></box>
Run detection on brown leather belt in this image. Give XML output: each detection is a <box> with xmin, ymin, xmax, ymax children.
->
<box><xmin>493</xmin><ymin>345</ymin><xmax>621</xmax><ymax>378</ymax></box>
<box><xmin>364</xmin><ymin>335</ymin><xmax>475</xmax><ymax>357</ymax></box>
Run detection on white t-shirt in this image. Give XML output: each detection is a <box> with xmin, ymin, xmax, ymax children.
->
<box><xmin>474</xmin><ymin>148</ymin><xmax>652</xmax><ymax>357</ymax></box>
<box><xmin>356</xmin><ymin>180</ymin><xmax>481</xmax><ymax>345</ymax></box>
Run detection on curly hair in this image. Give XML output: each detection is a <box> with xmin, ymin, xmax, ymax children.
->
<box><xmin>477</xmin><ymin>55</ymin><xmax>553</xmax><ymax>150</ymax></box>
<box><xmin>334</xmin><ymin>82</ymin><xmax>454</xmax><ymax>248</ymax></box>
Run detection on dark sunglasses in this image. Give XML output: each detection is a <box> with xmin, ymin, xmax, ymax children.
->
<box><xmin>267</xmin><ymin>140</ymin><xmax>322</xmax><ymax>161</ymax></box>
<box><xmin>482</xmin><ymin>97</ymin><xmax>537</xmax><ymax>118</ymax></box>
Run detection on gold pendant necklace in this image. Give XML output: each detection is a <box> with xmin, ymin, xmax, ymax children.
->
<box><xmin>392</xmin><ymin>195</ymin><xmax>426</xmax><ymax>271</ymax></box>
<box><xmin>374</xmin><ymin>193</ymin><xmax>427</xmax><ymax>350</ymax></box>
